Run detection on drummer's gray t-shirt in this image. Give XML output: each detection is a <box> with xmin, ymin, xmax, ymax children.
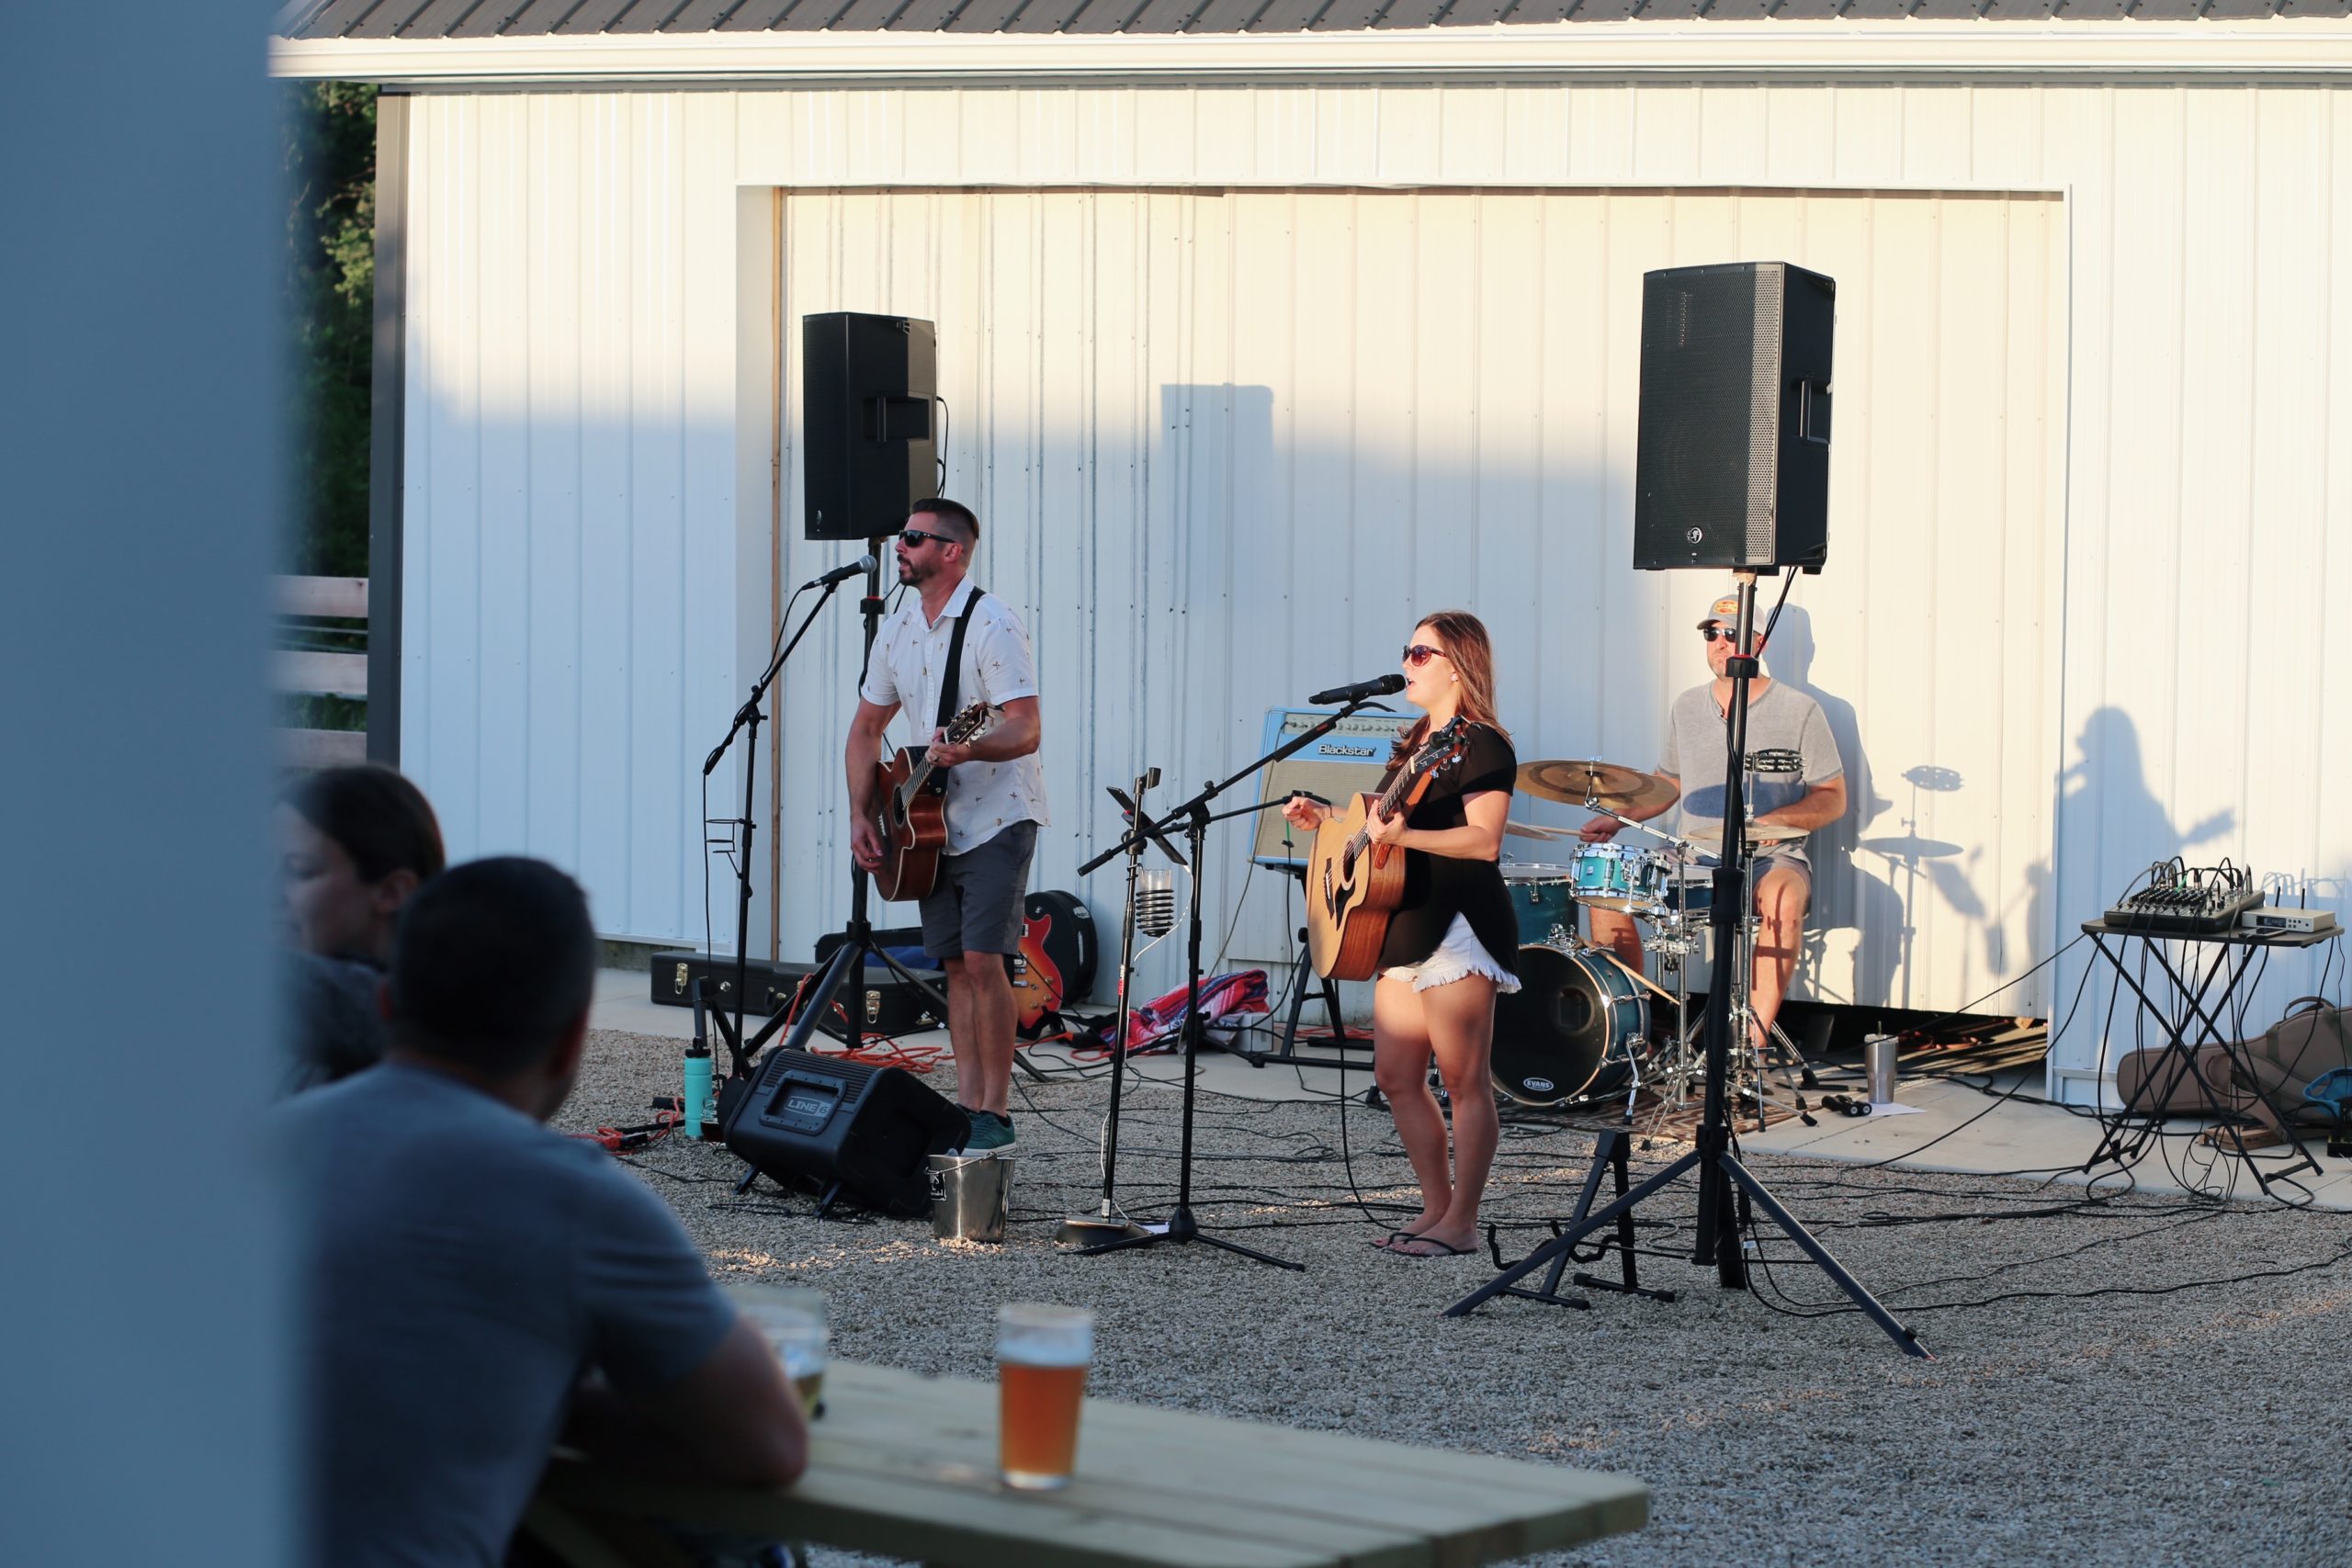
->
<box><xmin>278</xmin><ymin>1061</ymin><xmax>736</xmax><ymax>1568</ymax></box>
<box><xmin>1659</xmin><ymin>681</ymin><xmax>1842</xmax><ymax>869</ymax></box>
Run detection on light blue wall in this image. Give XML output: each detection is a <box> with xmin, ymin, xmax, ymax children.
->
<box><xmin>0</xmin><ymin>6</ymin><xmax>290</xmax><ymax>1563</ymax></box>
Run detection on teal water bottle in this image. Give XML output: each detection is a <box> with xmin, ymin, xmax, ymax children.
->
<box><xmin>683</xmin><ymin>1043</ymin><xmax>713</xmax><ymax>1139</ymax></box>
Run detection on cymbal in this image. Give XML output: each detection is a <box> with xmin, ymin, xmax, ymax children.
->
<box><xmin>1689</xmin><ymin>820</ymin><xmax>1807</xmax><ymax>845</ymax></box>
<box><xmin>1517</xmin><ymin>758</ymin><xmax>1677</xmax><ymax>814</ymax></box>
<box><xmin>1503</xmin><ymin>819</ymin><xmax>1577</xmax><ymax>841</ymax></box>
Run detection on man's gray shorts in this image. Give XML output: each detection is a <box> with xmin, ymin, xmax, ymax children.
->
<box><xmin>920</xmin><ymin>821</ymin><xmax>1038</xmax><ymax>961</ymax></box>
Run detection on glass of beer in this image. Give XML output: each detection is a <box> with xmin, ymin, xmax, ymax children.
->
<box><xmin>996</xmin><ymin>1303</ymin><xmax>1092</xmax><ymax>1491</ymax></box>
<box><xmin>725</xmin><ymin>1283</ymin><xmax>829</xmax><ymax>1416</ymax></box>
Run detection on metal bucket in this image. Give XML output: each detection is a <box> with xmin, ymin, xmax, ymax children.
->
<box><xmin>928</xmin><ymin>1153</ymin><xmax>1013</xmax><ymax>1243</ymax></box>
<box><xmin>1864</xmin><ymin>1033</ymin><xmax>1899</xmax><ymax>1104</ymax></box>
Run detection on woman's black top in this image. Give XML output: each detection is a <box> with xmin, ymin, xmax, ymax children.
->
<box><xmin>1374</xmin><ymin>721</ymin><xmax>1519</xmax><ymax>975</ymax></box>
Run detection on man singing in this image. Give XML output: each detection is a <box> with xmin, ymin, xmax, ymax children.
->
<box><xmin>846</xmin><ymin>499</ymin><xmax>1046</xmax><ymax>1153</ymax></box>
<box><xmin>1583</xmin><ymin>590</ymin><xmax>1845</xmax><ymax>1058</ymax></box>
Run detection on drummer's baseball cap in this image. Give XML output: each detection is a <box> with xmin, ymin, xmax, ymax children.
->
<box><xmin>1696</xmin><ymin>593</ymin><xmax>1740</xmax><ymax>629</ymax></box>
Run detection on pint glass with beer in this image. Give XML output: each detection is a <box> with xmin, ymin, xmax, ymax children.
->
<box><xmin>724</xmin><ymin>1283</ymin><xmax>829</xmax><ymax>1416</ymax></box>
<box><xmin>995</xmin><ymin>1303</ymin><xmax>1092</xmax><ymax>1490</ymax></box>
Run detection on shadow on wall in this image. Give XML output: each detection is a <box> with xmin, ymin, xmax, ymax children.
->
<box><xmin>2045</xmin><ymin>705</ymin><xmax>2238</xmax><ymax>1074</ymax></box>
<box><xmin>1764</xmin><ymin>604</ymin><xmax>1906</xmax><ymax>1008</ymax></box>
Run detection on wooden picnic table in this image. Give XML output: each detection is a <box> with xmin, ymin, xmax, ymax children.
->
<box><xmin>526</xmin><ymin>1359</ymin><xmax>1647</xmax><ymax>1568</ymax></box>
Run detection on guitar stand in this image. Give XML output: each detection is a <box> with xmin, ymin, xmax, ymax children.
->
<box><xmin>1246</xmin><ymin>881</ymin><xmax>1377</xmax><ymax>1072</ymax></box>
<box><xmin>1476</xmin><ymin>1131</ymin><xmax>1676</xmax><ymax>1313</ymax></box>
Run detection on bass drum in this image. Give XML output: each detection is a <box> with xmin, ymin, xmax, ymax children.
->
<box><xmin>1491</xmin><ymin>943</ymin><xmax>1650</xmax><ymax>1107</ymax></box>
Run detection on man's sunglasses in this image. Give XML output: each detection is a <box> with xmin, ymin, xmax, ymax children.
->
<box><xmin>899</xmin><ymin>528</ymin><xmax>960</xmax><ymax>549</ymax></box>
<box><xmin>1401</xmin><ymin>644</ymin><xmax>1450</xmax><ymax>667</ymax></box>
<box><xmin>1699</xmin><ymin>627</ymin><xmax>1742</xmax><ymax>644</ymax></box>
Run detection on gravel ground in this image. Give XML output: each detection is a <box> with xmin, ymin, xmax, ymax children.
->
<box><xmin>566</xmin><ymin>1029</ymin><xmax>2352</xmax><ymax>1568</ymax></box>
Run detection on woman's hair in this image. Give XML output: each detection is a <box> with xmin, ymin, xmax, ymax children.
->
<box><xmin>283</xmin><ymin>764</ymin><xmax>447</xmax><ymax>886</ymax></box>
<box><xmin>1391</xmin><ymin>609</ymin><xmax>1510</xmax><ymax>761</ymax></box>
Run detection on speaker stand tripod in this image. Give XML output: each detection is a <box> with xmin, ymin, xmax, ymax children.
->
<box><xmin>1444</xmin><ymin>574</ymin><xmax>1928</xmax><ymax>1359</ymax></box>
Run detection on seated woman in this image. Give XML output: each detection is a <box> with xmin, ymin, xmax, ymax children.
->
<box><xmin>280</xmin><ymin>763</ymin><xmax>445</xmax><ymax>1092</ymax></box>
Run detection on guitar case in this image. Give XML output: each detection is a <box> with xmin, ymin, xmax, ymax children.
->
<box><xmin>1010</xmin><ymin>890</ymin><xmax>1097</xmax><ymax>1038</ymax></box>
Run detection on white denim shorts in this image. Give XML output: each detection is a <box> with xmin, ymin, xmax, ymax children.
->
<box><xmin>1382</xmin><ymin>914</ymin><xmax>1522</xmax><ymax>994</ymax></box>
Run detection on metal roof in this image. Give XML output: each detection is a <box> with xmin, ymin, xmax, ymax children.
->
<box><xmin>276</xmin><ymin>0</ymin><xmax>2341</xmax><ymax>37</ymax></box>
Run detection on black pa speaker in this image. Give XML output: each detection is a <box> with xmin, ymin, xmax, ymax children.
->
<box><xmin>1633</xmin><ymin>263</ymin><xmax>1834</xmax><ymax>572</ymax></box>
<box><xmin>801</xmin><ymin>311</ymin><xmax>939</xmax><ymax>542</ymax></box>
<box><xmin>719</xmin><ymin>1047</ymin><xmax>967</xmax><ymax>1216</ymax></box>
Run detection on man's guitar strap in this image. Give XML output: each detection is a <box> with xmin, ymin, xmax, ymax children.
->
<box><xmin>935</xmin><ymin>586</ymin><xmax>987</xmax><ymax>732</ymax></box>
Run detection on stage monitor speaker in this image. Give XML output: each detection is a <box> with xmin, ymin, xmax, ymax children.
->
<box><xmin>719</xmin><ymin>1047</ymin><xmax>967</xmax><ymax>1216</ymax></box>
<box><xmin>1633</xmin><ymin>262</ymin><xmax>1835</xmax><ymax>573</ymax></box>
<box><xmin>802</xmin><ymin>311</ymin><xmax>938</xmax><ymax>542</ymax></box>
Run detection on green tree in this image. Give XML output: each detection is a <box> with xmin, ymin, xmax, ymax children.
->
<box><xmin>284</xmin><ymin>82</ymin><xmax>375</xmax><ymax>579</ymax></box>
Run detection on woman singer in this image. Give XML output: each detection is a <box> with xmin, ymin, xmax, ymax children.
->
<box><xmin>1282</xmin><ymin>611</ymin><xmax>1519</xmax><ymax>1258</ymax></box>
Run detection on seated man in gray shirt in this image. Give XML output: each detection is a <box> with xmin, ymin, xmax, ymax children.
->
<box><xmin>278</xmin><ymin>856</ymin><xmax>806</xmax><ymax>1568</ymax></box>
<box><xmin>1582</xmin><ymin>591</ymin><xmax>1847</xmax><ymax>1062</ymax></box>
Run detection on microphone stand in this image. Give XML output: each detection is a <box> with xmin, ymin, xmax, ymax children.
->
<box><xmin>701</xmin><ymin>568</ymin><xmax>857</xmax><ymax>1082</ymax></box>
<box><xmin>1076</xmin><ymin>695</ymin><xmax>1393</xmax><ymax>1271</ymax></box>
<box><xmin>1057</xmin><ymin>768</ymin><xmax>1186</xmax><ymax>1247</ymax></box>
<box><xmin>1442</xmin><ymin>573</ymin><xmax>1928</xmax><ymax>1359</ymax></box>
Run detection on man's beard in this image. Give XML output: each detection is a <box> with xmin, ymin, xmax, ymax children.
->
<box><xmin>897</xmin><ymin>555</ymin><xmax>932</xmax><ymax>587</ymax></box>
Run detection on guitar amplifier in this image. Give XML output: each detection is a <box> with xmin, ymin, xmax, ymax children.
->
<box><xmin>1250</xmin><ymin>708</ymin><xmax>1402</xmax><ymax>869</ymax></box>
<box><xmin>719</xmin><ymin>1047</ymin><xmax>967</xmax><ymax>1216</ymax></box>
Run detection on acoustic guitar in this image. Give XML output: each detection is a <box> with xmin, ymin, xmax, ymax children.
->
<box><xmin>870</xmin><ymin>701</ymin><xmax>998</xmax><ymax>902</ymax></box>
<box><xmin>1303</xmin><ymin>717</ymin><xmax>1471</xmax><ymax>980</ymax></box>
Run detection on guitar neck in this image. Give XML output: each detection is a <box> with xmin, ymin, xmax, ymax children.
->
<box><xmin>1348</xmin><ymin>727</ymin><xmax>1460</xmax><ymax>856</ymax></box>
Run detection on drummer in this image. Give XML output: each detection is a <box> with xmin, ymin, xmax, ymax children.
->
<box><xmin>1579</xmin><ymin>592</ymin><xmax>1845</xmax><ymax>1056</ymax></box>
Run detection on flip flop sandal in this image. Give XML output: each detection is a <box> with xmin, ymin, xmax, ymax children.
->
<box><xmin>1386</xmin><ymin>1236</ymin><xmax>1475</xmax><ymax>1258</ymax></box>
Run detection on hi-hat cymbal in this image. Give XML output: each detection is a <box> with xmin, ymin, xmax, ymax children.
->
<box><xmin>1517</xmin><ymin>759</ymin><xmax>1677</xmax><ymax>814</ymax></box>
<box><xmin>1689</xmin><ymin>820</ymin><xmax>1807</xmax><ymax>845</ymax></box>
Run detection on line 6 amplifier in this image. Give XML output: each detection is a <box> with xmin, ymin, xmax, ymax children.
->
<box><xmin>719</xmin><ymin>1047</ymin><xmax>967</xmax><ymax>1217</ymax></box>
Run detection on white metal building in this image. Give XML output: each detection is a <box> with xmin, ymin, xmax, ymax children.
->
<box><xmin>275</xmin><ymin>6</ymin><xmax>2352</xmax><ymax>1101</ymax></box>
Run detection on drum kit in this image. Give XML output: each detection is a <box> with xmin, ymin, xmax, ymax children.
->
<box><xmin>1491</xmin><ymin>757</ymin><xmax>1808</xmax><ymax>1123</ymax></box>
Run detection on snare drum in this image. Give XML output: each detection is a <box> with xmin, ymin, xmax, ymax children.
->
<box><xmin>1491</xmin><ymin>942</ymin><xmax>1651</xmax><ymax>1106</ymax></box>
<box><xmin>1568</xmin><ymin>844</ymin><xmax>1673</xmax><ymax>914</ymax></box>
<box><xmin>1499</xmin><ymin>863</ymin><xmax>1579</xmax><ymax>947</ymax></box>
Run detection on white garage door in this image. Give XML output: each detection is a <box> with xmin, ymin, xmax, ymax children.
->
<box><xmin>771</xmin><ymin>186</ymin><xmax>2066</xmax><ymax>1019</ymax></box>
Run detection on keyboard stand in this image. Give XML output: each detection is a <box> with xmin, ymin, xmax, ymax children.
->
<box><xmin>2079</xmin><ymin>919</ymin><xmax>2335</xmax><ymax>1199</ymax></box>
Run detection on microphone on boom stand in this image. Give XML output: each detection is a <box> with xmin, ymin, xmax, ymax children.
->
<box><xmin>1307</xmin><ymin>672</ymin><xmax>1407</xmax><ymax>705</ymax></box>
<box><xmin>800</xmin><ymin>552</ymin><xmax>877</xmax><ymax>591</ymax></box>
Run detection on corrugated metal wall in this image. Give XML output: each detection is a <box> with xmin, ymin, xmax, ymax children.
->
<box><xmin>397</xmin><ymin>83</ymin><xmax>2352</xmax><ymax>1093</ymax></box>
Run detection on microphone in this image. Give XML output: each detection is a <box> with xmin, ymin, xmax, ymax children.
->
<box><xmin>1135</xmin><ymin>869</ymin><xmax>1177</xmax><ymax>939</ymax></box>
<box><xmin>802</xmin><ymin>553</ymin><xmax>876</xmax><ymax>590</ymax></box>
<box><xmin>1308</xmin><ymin>672</ymin><xmax>1407</xmax><ymax>705</ymax></box>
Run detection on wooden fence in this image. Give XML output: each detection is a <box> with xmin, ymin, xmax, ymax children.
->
<box><xmin>277</xmin><ymin>575</ymin><xmax>368</xmax><ymax>767</ymax></box>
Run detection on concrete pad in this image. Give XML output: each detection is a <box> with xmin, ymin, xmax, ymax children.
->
<box><xmin>594</xmin><ymin>965</ymin><xmax>2349</xmax><ymax>1211</ymax></box>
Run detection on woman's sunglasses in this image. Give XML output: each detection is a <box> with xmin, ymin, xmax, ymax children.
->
<box><xmin>1400</xmin><ymin>644</ymin><xmax>1450</xmax><ymax>668</ymax></box>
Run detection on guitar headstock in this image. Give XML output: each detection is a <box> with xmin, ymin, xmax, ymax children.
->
<box><xmin>945</xmin><ymin>701</ymin><xmax>1000</xmax><ymax>745</ymax></box>
<box><xmin>1415</xmin><ymin>716</ymin><xmax>1471</xmax><ymax>776</ymax></box>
